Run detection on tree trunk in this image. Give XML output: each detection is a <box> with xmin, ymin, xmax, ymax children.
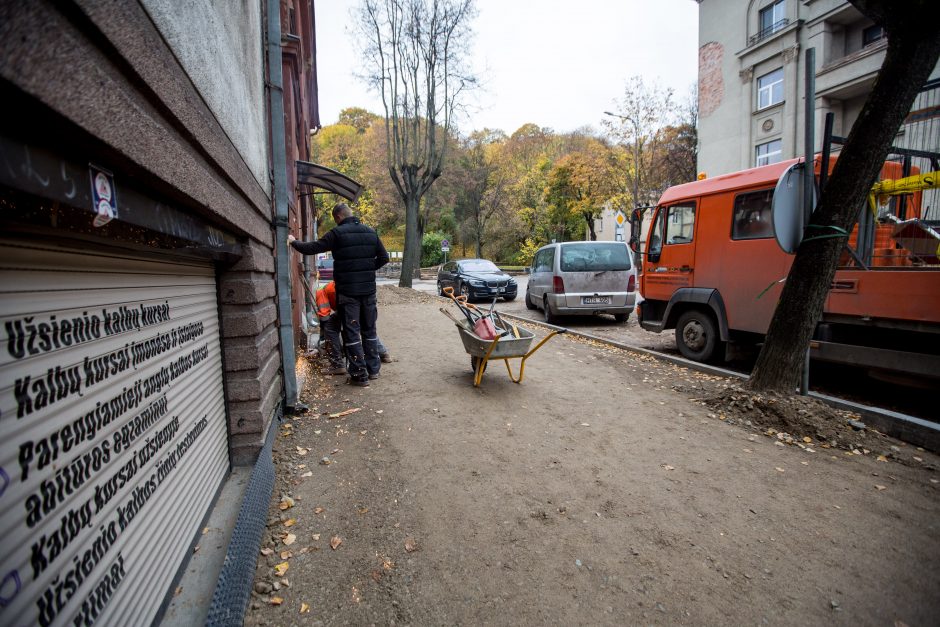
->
<box><xmin>399</xmin><ymin>194</ymin><xmax>421</xmax><ymax>288</ymax></box>
<box><xmin>584</xmin><ymin>211</ymin><xmax>597</xmax><ymax>241</ymax></box>
<box><xmin>747</xmin><ymin>19</ymin><xmax>940</xmax><ymax>392</ymax></box>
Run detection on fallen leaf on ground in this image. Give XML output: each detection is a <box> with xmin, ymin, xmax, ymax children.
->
<box><xmin>270</xmin><ymin>597</ymin><xmax>283</xmax><ymax>606</ymax></box>
<box><xmin>283</xmin><ymin>519</ymin><xmax>296</xmax><ymax>527</ymax></box>
<box><xmin>280</xmin><ymin>550</ymin><xmax>292</xmax><ymax>560</ymax></box>
<box><xmin>202</xmin><ymin>527</ymin><xmax>210</xmax><ymax>535</ymax></box>
<box><xmin>296</xmin><ymin>447</ymin><xmax>309</xmax><ymax>456</ymax></box>
<box><xmin>877</xmin><ymin>455</ymin><xmax>888</xmax><ymax>462</ymax></box>
<box><xmin>301</xmin><ymin>471</ymin><xmax>313</xmax><ymax>478</ymax></box>
<box><xmin>661</xmin><ymin>464</ymin><xmax>675</xmax><ymax>471</ymax></box>
<box><xmin>314</xmin><ymin>507</ymin><xmax>325</xmax><ymax>514</ymax></box>
<box><xmin>175</xmin><ymin>586</ymin><xmax>183</xmax><ymax>597</ymax></box>
<box><xmin>875</xmin><ymin>485</ymin><xmax>887</xmax><ymax>491</ymax></box>
<box><xmin>775</xmin><ymin>467</ymin><xmax>785</xmax><ymax>473</ymax></box>
<box><xmin>260</xmin><ymin>548</ymin><xmax>274</xmax><ymax>556</ymax></box>
<box><xmin>803</xmin><ymin>436</ymin><xmax>813</xmax><ymax>443</ymax></box>
<box><xmin>329</xmin><ymin>408</ymin><xmax>361</xmax><ymax>419</ymax></box>
<box><xmin>300</xmin><ymin>603</ymin><xmax>310</xmax><ymax>614</ymax></box>
<box><xmin>404</xmin><ymin>537</ymin><xmax>418</xmax><ymax>552</ymax></box>
<box><xmin>312</xmin><ymin>533</ymin><xmax>321</xmax><ymax>541</ymax></box>
<box><xmin>331</xmin><ymin>536</ymin><xmax>343</xmax><ymax>550</ymax></box>
<box><xmin>279</xmin><ymin>497</ymin><xmax>295</xmax><ymax>510</ymax></box>
<box><xmin>358</xmin><ymin>507</ymin><xmax>369</xmax><ymax>514</ymax></box>
<box><xmin>193</xmin><ymin>545</ymin><xmax>200</xmax><ymax>553</ymax></box>
<box><xmin>283</xmin><ymin>533</ymin><xmax>296</xmax><ymax>546</ymax></box>
<box><xmin>274</xmin><ymin>562</ymin><xmax>289</xmax><ymax>577</ymax></box>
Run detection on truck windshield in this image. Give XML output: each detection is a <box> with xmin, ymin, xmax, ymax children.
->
<box><xmin>560</xmin><ymin>243</ymin><xmax>631</xmax><ymax>272</ymax></box>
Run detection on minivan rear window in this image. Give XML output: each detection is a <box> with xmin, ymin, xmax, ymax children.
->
<box><xmin>560</xmin><ymin>243</ymin><xmax>631</xmax><ymax>272</ymax></box>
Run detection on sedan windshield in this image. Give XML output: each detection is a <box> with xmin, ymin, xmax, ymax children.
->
<box><xmin>460</xmin><ymin>260</ymin><xmax>500</xmax><ymax>272</ymax></box>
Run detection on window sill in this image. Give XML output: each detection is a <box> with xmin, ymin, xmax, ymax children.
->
<box><xmin>754</xmin><ymin>101</ymin><xmax>785</xmax><ymax>116</ymax></box>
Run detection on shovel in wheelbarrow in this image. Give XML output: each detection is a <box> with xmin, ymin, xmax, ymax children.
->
<box><xmin>443</xmin><ymin>287</ymin><xmax>502</xmax><ymax>340</ymax></box>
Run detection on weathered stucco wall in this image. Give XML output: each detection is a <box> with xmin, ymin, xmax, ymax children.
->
<box><xmin>142</xmin><ymin>0</ymin><xmax>269</xmax><ymax>193</ymax></box>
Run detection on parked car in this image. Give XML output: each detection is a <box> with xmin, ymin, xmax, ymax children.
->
<box><xmin>437</xmin><ymin>258</ymin><xmax>518</xmax><ymax>302</ymax></box>
<box><xmin>317</xmin><ymin>256</ymin><xmax>333</xmax><ymax>281</ymax></box>
<box><xmin>525</xmin><ymin>241</ymin><xmax>636</xmax><ymax>323</ymax></box>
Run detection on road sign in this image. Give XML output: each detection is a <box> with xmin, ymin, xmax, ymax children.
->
<box><xmin>614</xmin><ymin>211</ymin><xmax>626</xmax><ymax>227</ymax></box>
<box><xmin>441</xmin><ymin>239</ymin><xmax>450</xmax><ymax>252</ymax></box>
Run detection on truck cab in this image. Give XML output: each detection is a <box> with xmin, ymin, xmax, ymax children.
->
<box><xmin>637</xmin><ymin>158</ymin><xmax>940</xmax><ymax>381</ymax></box>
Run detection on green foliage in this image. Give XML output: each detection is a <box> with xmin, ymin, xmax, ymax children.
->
<box><xmin>421</xmin><ymin>231</ymin><xmax>449</xmax><ymax>266</ymax></box>
<box><xmin>513</xmin><ymin>237</ymin><xmax>543</xmax><ymax>266</ymax></box>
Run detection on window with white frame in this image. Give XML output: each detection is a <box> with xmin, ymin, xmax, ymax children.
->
<box><xmin>757</xmin><ymin>68</ymin><xmax>784</xmax><ymax>109</ymax></box>
<box><xmin>755</xmin><ymin>139</ymin><xmax>782</xmax><ymax>167</ymax></box>
<box><xmin>758</xmin><ymin>1</ymin><xmax>786</xmax><ymax>38</ymax></box>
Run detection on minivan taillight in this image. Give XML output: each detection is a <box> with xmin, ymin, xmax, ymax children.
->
<box><xmin>627</xmin><ymin>274</ymin><xmax>636</xmax><ymax>292</ymax></box>
<box><xmin>552</xmin><ymin>276</ymin><xmax>565</xmax><ymax>294</ymax></box>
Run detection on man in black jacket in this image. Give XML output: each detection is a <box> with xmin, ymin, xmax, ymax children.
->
<box><xmin>288</xmin><ymin>203</ymin><xmax>389</xmax><ymax>386</ymax></box>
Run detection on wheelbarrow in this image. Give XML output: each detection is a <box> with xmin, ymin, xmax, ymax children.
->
<box><xmin>440</xmin><ymin>308</ymin><xmax>566</xmax><ymax>387</ymax></box>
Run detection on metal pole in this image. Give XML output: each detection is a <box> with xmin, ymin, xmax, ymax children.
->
<box><xmin>800</xmin><ymin>47</ymin><xmax>816</xmax><ymax>396</ymax></box>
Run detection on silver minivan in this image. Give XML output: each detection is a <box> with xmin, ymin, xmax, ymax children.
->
<box><xmin>525</xmin><ymin>241</ymin><xmax>637</xmax><ymax>323</ymax></box>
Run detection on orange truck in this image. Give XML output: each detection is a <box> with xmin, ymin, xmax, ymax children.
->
<box><xmin>636</xmin><ymin>157</ymin><xmax>940</xmax><ymax>381</ymax></box>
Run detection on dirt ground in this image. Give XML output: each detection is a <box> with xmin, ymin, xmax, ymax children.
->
<box><xmin>244</xmin><ymin>286</ymin><xmax>939</xmax><ymax>626</ymax></box>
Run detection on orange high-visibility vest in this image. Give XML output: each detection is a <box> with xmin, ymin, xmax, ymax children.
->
<box><xmin>315</xmin><ymin>281</ymin><xmax>337</xmax><ymax>319</ymax></box>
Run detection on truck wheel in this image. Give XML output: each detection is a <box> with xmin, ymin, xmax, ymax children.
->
<box><xmin>676</xmin><ymin>309</ymin><xmax>718</xmax><ymax>362</ymax></box>
<box><xmin>525</xmin><ymin>288</ymin><xmax>536</xmax><ymax>310</ymax></box>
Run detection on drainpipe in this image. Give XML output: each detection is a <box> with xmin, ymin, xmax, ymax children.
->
<box><xmin>266</xmin><ymin>0</ymin><xmax>299</xmax><ymax>410</ymax></box>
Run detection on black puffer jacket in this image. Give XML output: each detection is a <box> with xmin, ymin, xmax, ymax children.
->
<box><xmin>291</xmin><ymin>217</ymin><xmax>389</xmax><ymax>296</ymax></box>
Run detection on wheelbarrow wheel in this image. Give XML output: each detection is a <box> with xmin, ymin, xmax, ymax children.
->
<box><xmin>471</xmin><ymin>356</ymin><xmax>488</xmax><ymax>374</ymax></box>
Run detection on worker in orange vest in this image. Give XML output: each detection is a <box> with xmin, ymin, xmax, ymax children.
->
<box><xmin>316</xmin><ymin>281</ymin><xmax>391</xmax><ymax>376</ymax></box>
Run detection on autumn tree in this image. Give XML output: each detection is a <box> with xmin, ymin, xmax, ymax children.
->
<box><xmin>545</xmin><ymin>140</ymin><xmax>617</xmax><ymax>241</ymax></box>
<box><xmin>454</xmin><ymin>129</ymin><xmax>511</xmax><ymax>257</ymax></box>
<box><xmin>747</xmin><ymin>0</ymin><xmax>940</xmax><ymax>392</ymax></box>
<box><xmin>603</xmin><ymin>76</ymin><xmax>675</xmax><ymax>210</ymax></box>
<box><xmin>338</xmin><ymin>106</ymin><xmax>380</xmax><ymax>134</ymax></box>
<box><xmin>355</xmin><ymin>0</ymin><xmax>477</xmax><ymax>287</ymax></box>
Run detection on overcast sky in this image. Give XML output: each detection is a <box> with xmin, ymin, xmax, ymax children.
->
<box><xmin>314</xmin><ymin>0</ymin><xmax>699</xmax><ymax>136</ymax></box>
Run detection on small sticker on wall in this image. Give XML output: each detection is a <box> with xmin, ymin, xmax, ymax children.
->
<box><xmin>89</xmin><ymin>164</ymin><xmax>118</xmax><ymax>227</ymax></box>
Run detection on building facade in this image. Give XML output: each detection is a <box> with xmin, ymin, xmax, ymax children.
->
<box><xmin>0</xmin><ymin>1</ymin><xmax>326</xmax><ymax>624</ymax></box>
<box><xmin>697</xmin><ymin>0</ymin><xmax>940</xmax><ymax>178</ymax></box>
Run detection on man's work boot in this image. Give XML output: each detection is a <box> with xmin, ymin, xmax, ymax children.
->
<box><xmin>368</xmin><ymin>372</ymin><xmax>379</xmax><ymax>380</ymax></box>
<box><xmin>348</xmin><ymin>377</ymin><xmax>370</xmax><ymax>387</ymax></box>
<box><xmin>326</xmin><ymin>365</ymin><xmax>347</xmax><ymax>375</ymax></box>
<box><xmin>380</xmin><ymin>352</ymin><xmax>392</xmax><ymax>363</ymax></box>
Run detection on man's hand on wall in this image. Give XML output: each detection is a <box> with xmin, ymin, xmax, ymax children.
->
<box><xmin>287</xmin><ymin>234</ymin><xmax>296</xmax><ymax>246</ymax></box>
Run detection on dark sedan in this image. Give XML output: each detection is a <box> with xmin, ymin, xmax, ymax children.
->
<box><xmin>437</xmin><ymin>258</ymin><xmax>518</xmax><ymax>302</ymax></box>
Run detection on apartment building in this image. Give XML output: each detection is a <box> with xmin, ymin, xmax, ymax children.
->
<box><xmin>697</xmin><ymin>0</ymin><xmax>940</xmax><ymax>178</ymax></box>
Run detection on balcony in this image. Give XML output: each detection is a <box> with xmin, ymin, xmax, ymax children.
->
<box><xmin>749</xmin><ymin>18</ymin><xmax>789</xmax><ymax>46</ymax></box>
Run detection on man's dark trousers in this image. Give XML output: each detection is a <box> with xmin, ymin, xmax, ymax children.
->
<box><xmin>337</xmin><ymin>292</ymin><xmax>381</xmax><ymax>381</ymax></box>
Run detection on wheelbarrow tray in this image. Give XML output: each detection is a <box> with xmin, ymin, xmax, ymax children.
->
<box><xmin>455</xmin><ymin>319</ymin><xmax>536</xmax><ymax>359</ymax></box>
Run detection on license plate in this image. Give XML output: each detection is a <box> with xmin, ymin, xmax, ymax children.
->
<box><xmin>498</xmin><ymin>287</ymin><xmax>506</xmax><ymax>293</ymax></box>
<box><xmin>582</xmin><ymin>296</ymin><xmax>611</xmax><ymax>305</ymax></box>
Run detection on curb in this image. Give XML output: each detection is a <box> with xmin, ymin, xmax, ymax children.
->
<box><xmin>498</xmin><ymin>311</ymin><xmax>940</xmax><ymax>452</ymax></box>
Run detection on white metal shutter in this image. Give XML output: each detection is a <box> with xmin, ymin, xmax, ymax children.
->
<box><xmin>0</xmin><ymin>241</ymin><xmax>228</xmax><ymax>626</ymax></box>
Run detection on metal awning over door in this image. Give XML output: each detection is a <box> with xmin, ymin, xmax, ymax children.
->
<box><xmin>296</xmin><ymin>161</ymin><xmax>363</xmax><ymax>201</ymax></box>
<box><xmin>0</xmin><ymin>241</ymin><xmax>228</xmax><ymax>626</ymax></box>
